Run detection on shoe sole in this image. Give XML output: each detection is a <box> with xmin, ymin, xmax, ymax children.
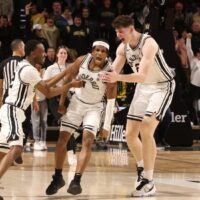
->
<box><xmin>67</xmin><ymin>186</ymin><xmax>82</xmax><ymax>195</ymax></box>
<box><xmin>132</xmin><ymin>188</ymin><xmax>156</xmax><ymax>197</ymax></box>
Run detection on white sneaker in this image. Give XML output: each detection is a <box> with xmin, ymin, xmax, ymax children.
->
<box><xmin>33</xmin><ymin>141</ymin><xmax>44</xmax><ymax>151</ymax></box>
<box><xmin>67</xmin><ymin>150</ymin><xmax>77</xmax><ymax>166</ymax></box>
<box><xmin>132</xmin><ymin>178</ymin><xmax>156</xmax><ymax>197</ymax></box>
<box><xmin>134</xmin><ymin>167</ymin><xmax>144</xmax><ymax>189</ymax></box>
<box><xmin>40</xmin><ymin>141</ymin><xmax>47</xmax><ymax>150</ymax></box>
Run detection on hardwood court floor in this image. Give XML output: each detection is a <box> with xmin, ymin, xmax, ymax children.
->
<box><xmin>0</xmin><ymin>143</ymin><xmax>200</xmax><ymax>200</ymax></box>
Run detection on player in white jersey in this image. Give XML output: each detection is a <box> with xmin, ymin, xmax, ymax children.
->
<box><xmin>0</xmin><ymin>40</ymin><xmax>84</xmax><ymax>198</ymax></box>
<box><xmin>101</xmin><ymin>15</ymin><xmax>176</xmax><ymax>197</ymax></box>
<box><xmin>46</xmin><ymin>40</ymin><xmax>117</xmax><ymax>196</ymax></box>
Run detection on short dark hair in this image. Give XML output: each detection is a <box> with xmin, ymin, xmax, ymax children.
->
<box><xmin>11</xmin><ymin>39</ymin><xmax>23</xmax><ymax>51</ymax></box>
<box><xmin>25</xmin><ymin>40</ymin><xmax>41</xmax><ymax>56</ymax></box>
<box><xmin>112</xmin><ymin>15</ymin><xmax>134</xmax><ymax>29</ymax></box>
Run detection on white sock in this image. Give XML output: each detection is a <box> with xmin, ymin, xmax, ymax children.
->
<box><xmin>136</xmin><ymin>160</ymin><xmax>144</xmax><ymax>168</ymax></box>
<box><xmin>144</xmin><ymin>170</ymin><xmax>153</xmax><ymax>181</ymax></box>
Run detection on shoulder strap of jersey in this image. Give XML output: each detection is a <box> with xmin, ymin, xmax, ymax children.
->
<box><xmin>18</xmin><ymin>65</ymin><xmax>30</xmax><ymax>85</ymax></box>
<box><xmin>80</xmin><ymin>53</ymin><xmax>92</xmax><ymax>69</ymax></box>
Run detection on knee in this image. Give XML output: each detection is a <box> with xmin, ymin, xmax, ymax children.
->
<box><xmin>82</xmin><ymin>134</ymin><xmax>94</xmax><ymax>149</ymax></box>
<box><xmin>57</xmin><ymin>132</ymin><xmax>71</xmax><ymax>146</ymax></box>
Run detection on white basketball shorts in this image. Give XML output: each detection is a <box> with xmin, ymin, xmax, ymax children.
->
<box><xmin>127</xmin><ymin>80</ymin><xmax>175</xmax><ymax>121</ymax></box>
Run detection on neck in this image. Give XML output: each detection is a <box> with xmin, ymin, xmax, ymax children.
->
<box><xmin>26</xmin><ymin>56</ymin><xmax>35</xmax><ymax>66</ymax></box>
<box><xmin>12</xmin><ymin>52</ymin><xmax>22</xmax><ymax>57</ymax></box>
<box><xmin>129</xmin><ymin>31</ymin><xmax>141</xmax><ymax>46</ymax></box>
<box><xmin>57</xmin><ymin>61</ymin><xmax>65</xmax><ymax>65</ymax></box>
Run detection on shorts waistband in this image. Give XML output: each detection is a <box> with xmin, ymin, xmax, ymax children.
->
<box><xmin>75</xmin><ymin>95</ymin><xmax>98</xmax><ymax>105</ymax></box>
<box><xmin>5</xmin><ymin>103</ymin><xmax>25</xmax><ymax>111</ymax></box>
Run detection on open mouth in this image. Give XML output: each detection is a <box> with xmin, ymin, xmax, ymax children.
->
<box><xmin>96</xmin><ymin>57</ymin><xmax>102</xmax><ymax>62</ymax></box>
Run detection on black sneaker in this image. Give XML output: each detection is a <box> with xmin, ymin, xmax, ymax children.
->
<box><xmin>14</xmin><ymin>155</ymin><xmax>23</xmax><ymax>164</ymax></box>
<box><xmin>67</xmin><ymin>180</ymin><xmax>82</xmax><ymax>195</ymax></box>
<box><xmin>46</xmin><ymin>175</ymin><xmax>65</xmax><ymax>195</ymax></box>
<box><xmin>0</xmin><ymin>195</ymin><xmax>3</xmax><ymax>200</ymax></box>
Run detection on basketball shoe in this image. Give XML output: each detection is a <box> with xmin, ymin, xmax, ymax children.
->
<box><xmin>134</xmin><ymin>166</ymin><xmax>144</xmax><ymax>188</ymax></box>
<box><xmin>46</xmin><ymin>175</ymin><xmax>65</xmax><ymax>195</ymax></box>
<box><xmin>132</xmin><ymin>178</ymin><xmax>156</xmax><ymax>197</ymax></box>
<box><xmin>67</xmin><ymin>180</ymin><xmax>82</xmax><ymax>195</ymax></box>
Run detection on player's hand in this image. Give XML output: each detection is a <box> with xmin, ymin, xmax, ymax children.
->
<box><xmin>58</xmin><ymin>104</ymin><xmax>67</xmax><ymax>114</ymax></box>
<box><xmin>99</xmin><ymin>71</ymin><xmax>118</xmax><ymax>83</ymax></box>
<box><xmin>71</xmin><ymin>79</ymin><xmax>85</xmax><ymax>88</ymax></box>
<box><xmin>187</xmin><ymin>33</ymin><xmax>192</xmax><ymax>39</ymax></box>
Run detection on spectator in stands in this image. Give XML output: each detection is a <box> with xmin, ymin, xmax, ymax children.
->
<box><xmin>32</xmin><ymin>63</ymin><xmax>48</xmax><ymax>151</ymax></box>
<box><xmin>62</xmin><ymin>6</ymin><xmax>73</xmax><ymax>26</ymax></box>
<box><xmin>43</xmin><ymin>45</ymin><xmax>77</xmax><ymax>165</ymax></box>
<box><xmin>190</xmin><ymin>21</ymin><xmax>200</xmax><ymax>53</ymax></box>
<box><xmin>0</xmin><ymin>15</ymin><xmax>14</xmax><ymax>60</ymax></box>
<box><xmin>192</xmin><ymin>3</ymin><xmax>200</xmax><ymax>24</ymax></box>
<box><xmin>97</xmin><ymin>0</ymin><xmax>116</xmax><ymax>57</ymax></box>
<box><xmin>51</xmin><ymin>0</ymin><xmax>68</xmax><ymax>31</ymax></box>
<box><xmin>31</xmin><ymin>23</ymin><xmax>49</xmax><ymax>51</ymax></box>
<box><xmin>44</xmin><ymin>47</ymin><xmax>56</xmax><ymax>69</ymax></box>
<box><xmin>186</xmin><ymin>33</ymin><xmax>200</xmax><ymax>124</ymax></box>
<box><xmin>42</xmin><ymin>14</ymin><xmax>60</xmax><ymax>50</ymax></box>
<box><xmin>81</xmin><ymin>6</ymin><xmax>99</xmax><ymax>39</ymax></box>
<box><xmin>29</xmin><ymin>3</ymin><xmax>45</xmax><ymax>26</ymax></box>
<box><xmin>60</xmin><ymin>14</ymin><xmax>91</xmax><ymax>56</ymax></box>
<box><xmin>0</xmin><ymin>0</ymin><xmax>14</xmax><ymax>25</ymax></box>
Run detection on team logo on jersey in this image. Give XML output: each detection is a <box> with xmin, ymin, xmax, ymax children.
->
<box><xmin>128</xmin><ymin>54</ymin><xmax>140</xmax><ymax>66</ymax></box>
<box><xmin>80</xmin><ymin>74</ymin><xmax>99</xmax><ymax>90</ymax></box>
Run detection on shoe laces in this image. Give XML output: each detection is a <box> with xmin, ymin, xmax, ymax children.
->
<box><xmin>136</xmin><ymin>178</ymin><xmax>149</xmax><ymax>190</ymax></box>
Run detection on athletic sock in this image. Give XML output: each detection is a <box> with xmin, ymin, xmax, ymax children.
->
<box><xmin>74</xmin><ymin>173</ymin><xmax>82</xmax><ymax>183</ymax></box>
<box><xmin>144</xmin><ymin>170</ymin><xmax>153</xmax><ymax>181</ymax></box>
<box><xmin>55</xmin><ymin>169</ymin><xmax>62</xmax><ymax>177</ymax></box>
<box><xmin>136</xmin><ymin>160</ymin><xmax>144</xmax><ymax>168</ymax></box>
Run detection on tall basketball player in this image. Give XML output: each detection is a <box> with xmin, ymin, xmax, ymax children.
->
<box><xmin>101</xmin><ymin>15</ymin><xmax>175</xmax><ymax>197</ymax></box>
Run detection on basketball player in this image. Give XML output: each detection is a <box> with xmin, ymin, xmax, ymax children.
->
<box><xmin>101</xmin><ymin>15</ymin><xmax>175</xmax><ymax>197</ymax></box>
<box><xmin>46</xmin><ymin>40</ymin><xmax>117</xmax><ymax>196</ymax></box>
<box><xmin>0</xmin><ymin>40</ymin><xmax>84</xmax><ymax>198</ymax></box>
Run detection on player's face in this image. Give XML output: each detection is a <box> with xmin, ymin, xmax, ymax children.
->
<box><xmin>92</xmin><ymin>45</ymin><xmax>108</xmax><ymax>66</ymax></box>
<box><xmin>115</xmin><ymin>26</ymin><xmax>133</xmax><ymax>43</ymax></box>
<box><xmin>34</xmin><ymin>44</ymin><xmax>46</xmax><ymax>65</ymax></box>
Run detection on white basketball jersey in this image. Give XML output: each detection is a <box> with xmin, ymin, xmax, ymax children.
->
<box><xmin>75</xmin><ymin>53</ymin><xmax>111</xmax><ymax>104</ymax></box>
<box><xmin>5</xmin><ymin>60</ymin><xmax>41</xmax><ymax>110</ymax></box>
<box><xmin>125</xmin><ymin>34</ymin><xmax>174</xmax><ymax>84</ymax></box>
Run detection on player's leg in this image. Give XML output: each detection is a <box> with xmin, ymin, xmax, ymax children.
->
<box><xmin>126</xmin><ymin>119</ymin><xmax>143</xmax><ymax>187</ymax></box>
<box><xmin>0</xmin><ymin>145</ymin><xmax>23</xmax><ymax>178</ymax></box>
<box><xmin>45</xmin><ymin>131</ymin><xmax>72</xmax><ymax>195</ymax></box>
<box><xmin>67</xmin><ymin>130</ymin><xmax>94</xmax><ymax>195</ymax></box>
<box><xmin>46</xmin><ymin>96</ymin><xmax>83</xmax><ymax>195</ymax></box>
<box><xmin>67</xmin><ymin>106</ymin><xmax>101</xmax><ymax>195</ymax></box>
<box><xmin>132</xmin><ymin>81</ymin><xmax>175</xmax><ymax>197</ymax></box>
